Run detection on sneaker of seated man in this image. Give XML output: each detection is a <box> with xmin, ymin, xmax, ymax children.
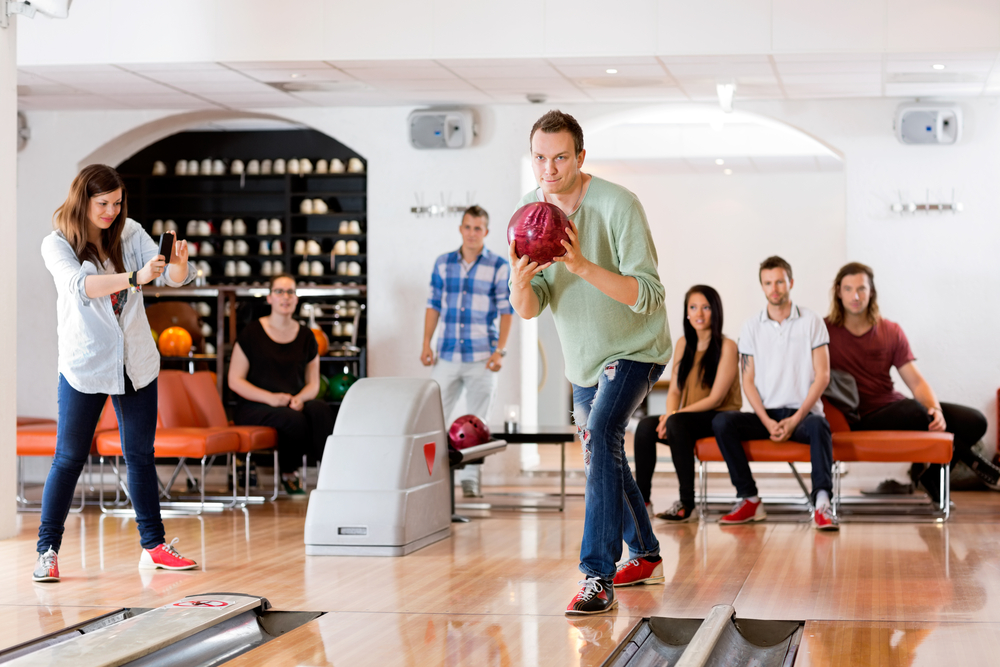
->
<box><xmin>713</xmin><ymin>256</ymin><xmax>838</xmax><ymax>531</ymax></box>
<box><xmin>825</xmin><ymin>263</ymin><xmax>999</xmax><ymax>503</ymax></box>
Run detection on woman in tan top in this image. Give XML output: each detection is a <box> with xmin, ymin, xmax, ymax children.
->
<box><xmin>633</xmin><ymin>285</ymin><xmax>741</xmax><ymax>522</ymax></box>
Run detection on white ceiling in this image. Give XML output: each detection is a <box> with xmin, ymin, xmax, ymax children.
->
<box><xmin>17</xmin><ymin>52</ymin><xmax>1000</xmax><ymax>110</ymax></box>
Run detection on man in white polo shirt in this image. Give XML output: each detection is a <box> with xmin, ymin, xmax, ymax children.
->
<box><xmin>712</xmin><ymin>256</ymin><xmax>837</xmax><ymax>530</ymax></box>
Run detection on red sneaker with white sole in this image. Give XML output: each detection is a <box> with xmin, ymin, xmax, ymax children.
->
<box><xmin>719</xmin><ymin>498</ymin><xmax>766</xmax><ymax>524</ymax></box>
<box><xmin>613</xmin><ymin>557</ymin><xmax>664</xmax><ymax>587</ymax></box>
<box><xmin>812</xmin><ymin>505</ymin><xmax>840</xmax><ymax>531</ymax></box>
<box><xmin>33</xmin><ymin>547</ymin><xmax>59</xmax><ymax>582</ymax></box>
<box><xmin>566</xmin><ymin>577</ymin><xmax>616</xmax><ymax>615</ymax></box>
<box><xmin>139</xmin><ymin>538</ymin><xmax>197</xmax><ymax>571</ymax></box>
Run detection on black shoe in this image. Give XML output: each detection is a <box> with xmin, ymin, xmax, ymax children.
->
<box><xmin>566</xmin><ymin>577</ymin><xmax>616</xmax><ymax>615</ymax></box>
<box><xmin>860</xmin><ymin>479</ymin><xmax>915</xmax><ymax>495</ymax></box>
<box><xmin>654</xmin><ymin>500</ymin><xmax>699</xmax><ymax>523</ymax></box>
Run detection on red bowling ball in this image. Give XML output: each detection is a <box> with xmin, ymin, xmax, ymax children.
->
<box><xmin>448</xmin><ymin>415</ymin><xmax>491</xmax><ymax>451</ymax></box>
<box><xmin>507</xmin><ymin>202</ymin><xmax>571</xmax><ymax>266</ymax></box>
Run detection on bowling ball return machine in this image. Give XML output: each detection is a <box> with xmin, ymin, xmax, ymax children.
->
<box><xmin>303</xmin><ymin>378</ymin><xmax>505</xmax><ymax>556</ymax></box>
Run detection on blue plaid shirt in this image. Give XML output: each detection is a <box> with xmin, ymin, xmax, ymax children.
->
<box><xmin>428</xmin><ymin>247</ymin><xmax>513</xmax><ymax>362</ymax></box>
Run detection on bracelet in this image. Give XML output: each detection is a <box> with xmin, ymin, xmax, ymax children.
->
<box><xmin>128</xmin><ymin>271</ymin><xmax>140</xmax><ymax>293</ymax></box>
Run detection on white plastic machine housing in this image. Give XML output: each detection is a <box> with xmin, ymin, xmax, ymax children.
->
<box><xmin>304</xmin><ymin>378</ymin><xmax>451</xmax><ymax>556</ymax></box>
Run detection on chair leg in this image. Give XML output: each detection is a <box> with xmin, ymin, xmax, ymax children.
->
<box><xmin>787</xmin><ymin>462</ymin><xmax>815</xmax><ymax>512</ymax></box>
<box><xmin>270</xmin><ymin>451</ymin><xmax>280</xmax><ymax>502</ymax></box>
<box><xmin>698</xmin><ymin>460</ymin><xmax>707</xmax><ymax>518</ymax></box>
<box><xmin>301</xmin><ymin>454</ymin><xmax>308</xmax><ymax>492</ymax></box>
<box><xmin>941</xmin><ymin>464</ymin><xmax>950</xmax><ymax>521</ymax></box>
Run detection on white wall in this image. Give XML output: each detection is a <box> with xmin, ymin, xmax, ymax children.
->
<box><xmin>750</xmin><ymin>97</ymin><xmax>1000</xmax><ymax>452</ymax></box>
<box><xmin>584</xmin><ymin>167</ymin><xmax>847</xmax><ymax>350</ymax></box>
<box><xmin>1</xmin><ymin>17</ymin><xmax>18</xmax><ymax>539</ymax></box>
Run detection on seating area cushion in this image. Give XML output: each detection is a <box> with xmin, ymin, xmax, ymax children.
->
<box><xmin>96</xmin><ymin>427</ymin><xmax>239</xmax><ymax>458</ymax></box>
<box><xmin>179</xmin><ymin>371</ymin><xmax>278</xmax><ymax>453</ymax></box>
<box><xmin>695</xmin><ymin>437</ymin><xmax>812</xmax><ymax>462</ymax></box>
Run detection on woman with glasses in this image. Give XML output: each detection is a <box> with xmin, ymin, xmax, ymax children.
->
<box><xmin>34</xmin><ymin>164</ymin><xmax>197</xmax><ymax>583</ymax></box>
<box><xmin>228</xmin><ymin>273</ymin><xmax>334</xmax><ymax>495</ymax></box>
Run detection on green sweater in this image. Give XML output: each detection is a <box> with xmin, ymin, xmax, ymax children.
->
<box><xmin>518</xmin><ymin>176</ymin><xmax>672</xmax><ymax>387</ymax></box>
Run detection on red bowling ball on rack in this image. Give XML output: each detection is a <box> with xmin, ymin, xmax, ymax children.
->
<box><xmin>448</xmin><ymin>415</ymin><xmax>491</xmax><ymax>451</ymax></box>
<box><xmin>507</xmin><ymin>201</ymin><xmax>571</xmax><ymax>266</ymax></box>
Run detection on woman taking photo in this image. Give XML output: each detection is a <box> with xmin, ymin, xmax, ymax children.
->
<box><xmin>633</xmin><ymin>285</ymin><xmax>741</xmax><ymax>522</ymax></box>
<box><xmin>35</xmin><ymin>164</ymin><xmax>197</xmax><ymax>582</ymax></box>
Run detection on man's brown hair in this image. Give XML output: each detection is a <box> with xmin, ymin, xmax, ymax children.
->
<box><xmin>758</xmin><ymin>255</ymin><xmax>793</xmax><ymax>283</ymax></box>
<box><xmin>462</xmin><ymin>205</ymin><xmax>489</xmax><ymax>226</ymax></box>
<box><xmin>529</xmin><ymin>110</ymin><xmax>584</xmax><ymax>156</ymax></box>
<box><xmin>828</xmin><ymin>262</ymin><xmax>881</xmax><ymax>327</ymax></box>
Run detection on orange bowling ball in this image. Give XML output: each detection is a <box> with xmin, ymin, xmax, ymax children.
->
<box><xmin>312</xmin><ymin>327</ymin><xmax>329</xmax><ymax>357</ymax></box>
<box><xmin>158</xmin><ymin>326</ymin><xmax>192</xmax><ymax>357</ymax></box>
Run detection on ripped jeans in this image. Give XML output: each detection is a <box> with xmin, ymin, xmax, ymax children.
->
<box><xmin>573</xmin><ymin>359</ymin><xmax>665</xmax><ymax>580</ymax></box>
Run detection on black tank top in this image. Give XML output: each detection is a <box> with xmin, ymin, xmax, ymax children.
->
<box><xmin>236</xmin><ymin>318</ymin><xmax>318</xmax><ymax>402</ymax></box>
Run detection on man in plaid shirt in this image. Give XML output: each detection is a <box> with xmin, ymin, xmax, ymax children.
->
<box><xmin>422</xmin><ymin>205</ymin><xmax>513</xmax><ymax>497</ymax></box>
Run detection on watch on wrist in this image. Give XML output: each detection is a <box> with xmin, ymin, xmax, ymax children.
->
<box><xmin>497</xmin><ymin>349</ymin><xmax>507</xmax><ymax>357</ymax></box>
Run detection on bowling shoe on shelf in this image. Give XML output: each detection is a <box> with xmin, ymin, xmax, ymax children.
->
<box><xmin>261</xmin><ymin>159</ymin><xmax>273</xmax><ymax>175</ymax></box>
<box><xmin>612</xmin><ymin>557</ymin><xmax>664</xmax><ymax>587</ymax></box>
<box><xmin>33</xmin><ymin>547</ymin><xmax>59</xmax><ymax>582</ymax></box>
<box><xmin>257</xmin><ymin>218</ymin><xmax>270</xmax><ymax>235</ymax></box>
<box><xmin>139</xmin><ymin>538</ymin><xmax>197</xmax><ymax>570</ymax></box>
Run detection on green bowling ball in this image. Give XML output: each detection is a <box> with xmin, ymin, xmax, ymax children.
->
<box><xmin>329</xmin><ymin>371</ymin><xmax>358</xmax><ymax>400</ymax></box>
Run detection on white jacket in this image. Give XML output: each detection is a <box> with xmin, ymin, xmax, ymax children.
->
<box><xmin>41</xmin><ymin>218</ymin><xmax>192</xmax><ymax>395</ymax></box>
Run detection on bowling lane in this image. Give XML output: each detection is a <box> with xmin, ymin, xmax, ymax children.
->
<box><xmin>796</xmin><ymin>620</ymin><xmax>1000</xmax><ymax>666</ymax></box>
<box><xmin>0</xmin><ymin>605</ymin><xmax>122</xmax><ymax>652</ymax></box>
<box><xmin>224</xmin><ymin>610</ymin><xmax>640</xmax><ymax>667</ymax></box>
<box><xmin>732</xmin><ymin>522</ymin><xmax>1000</xmax><ymax>623</ymax></box>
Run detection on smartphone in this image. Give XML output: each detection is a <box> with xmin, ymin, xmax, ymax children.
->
<box><xmin>158</xmin><ymin>232</ymin><xmax>174</xmax><ymax>264</ymax></box>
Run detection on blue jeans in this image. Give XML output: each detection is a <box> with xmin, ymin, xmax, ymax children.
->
<box><xmin>38</xmin><ymin>374</ymin><xmax>165</xmax><ymax>553</ymax></box>
<box><xmin>573</xmin><ymin>359</ymin><xmax>664</xmax><ymax>580</ymax></box>
<box><xmin>712</xmin><ymin>408</ymin><xmax>833</xmax><ymax>502</ymax></box>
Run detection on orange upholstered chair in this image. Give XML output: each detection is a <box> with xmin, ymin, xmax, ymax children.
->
<box><xmin>16</xmin><ymin>400</ymin><xmax>117</xmax><ymax>511</ymax></box>
<box><xmin>179</xmin><ymin>370</ymin><xmax>280</xmax><ymax>503</ymax></box>
<box><xmin>95</xmin><ymin>371</ymin><xmax>240</xmax><ymax>513</ymax></box>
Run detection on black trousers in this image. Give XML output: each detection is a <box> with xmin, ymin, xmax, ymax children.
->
<box><xmin>235</xmin><ymin>400</ymin><xmax>336</xmax><ymax>474</ymax></box>
<box><xmin>713</xmin><ymin>409</ymin><xmax>834</xmax><ymax>502</ymax></box>
<box><xmin>854</xmin><ymin>399</ymin><xmax>995</xmax><ymax>495</ymax></box>
<box><xmin>634</xmin><ymin>412</ymin><xmax>718</xmax><ymax>508</ymax></box>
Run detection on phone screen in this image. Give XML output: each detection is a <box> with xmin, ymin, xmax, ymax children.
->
<box><xmin>159</xmin><ymin>232</ymin><xmax>173</xmax><ymax>264</ymax></box>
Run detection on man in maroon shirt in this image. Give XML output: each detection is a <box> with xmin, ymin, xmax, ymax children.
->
<box><xmin>825</xmin><ymin>262</ymin><xmax>999</xmax><ymax>501</ymax></box>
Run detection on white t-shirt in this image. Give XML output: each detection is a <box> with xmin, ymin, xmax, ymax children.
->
<box><xmin>738</xmin><ymin>303</ymin><xmax>829</xmax><ymax>416</ymax></box>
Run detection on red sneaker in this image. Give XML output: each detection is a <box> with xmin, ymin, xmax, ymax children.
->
<box><xmin>812</xmin><ymin>505</ymin><xmax>840</xmax><ymax>531</ymax></box>
<box><xmin>33</xmin><ymin>547</ymin><xmax>59</xmax><ymax>582</ymax></box>
<box><xmin>613</xmin><ymin>557</ymin><xmax>664</xmax><ymax>587</ymax></box>
<box><xmin>719</xmin><ymin>498</ymin><xmax>766</xmax><ymax>524</ymax></box>
<box><xmin>566</xmin><ymin>577</ymin><xmax>617</xmax><ymax>615</ymax></box>
<box><xmin>139</xmin><ymin>538</ymin><xmax>198</xmax><ymax>571</ymax></box>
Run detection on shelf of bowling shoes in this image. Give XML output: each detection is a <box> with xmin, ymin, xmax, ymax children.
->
<box><xmin>289</xmin><ymin>233</ymin><xmax>366</xmax><ymax>239</ymax></box>
<box><xmin>293</xmin><ymin>191</ymin><xmax>368</xmax><ymax>197</ymax></box>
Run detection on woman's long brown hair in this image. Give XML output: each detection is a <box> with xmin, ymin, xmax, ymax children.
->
<box><xmin>53</xmin><ymin>164</ymin><xmax>128</xmax><ymax>272</ymax></box>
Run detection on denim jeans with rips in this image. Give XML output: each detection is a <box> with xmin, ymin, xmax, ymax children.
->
<box><xmin>572</xmin><ymin>359</ymin><xmax>664</xmax><ymax>580</ymax></box>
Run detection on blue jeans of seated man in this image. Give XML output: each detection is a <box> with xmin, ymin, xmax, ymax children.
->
<box><xmin>573</xmin><ymin>359</ymin><xmax>664</xmax><ymax>581</ymax></box>
<box><xmin>37</xmin><ymin>374</ymin><xmax>165</xmax><ymax>553</ymax></box>
<box><xmin>711</xmin><ymin>408</ymin><xmax>833</xmax><ymax>502</ymax></box>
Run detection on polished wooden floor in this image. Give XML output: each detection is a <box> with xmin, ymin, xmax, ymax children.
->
<box><xmin>4</xmin><ymin>469</ymin><xmax>1000</xmax><ymax>666</ymax></box>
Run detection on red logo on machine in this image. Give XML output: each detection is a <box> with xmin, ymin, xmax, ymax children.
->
<box><xmin>423</xmin><ymin>443</ymin><xmax>435</xmax><ymax>476</ymax></box>
<box><xmin>173</xmin><ymin>599</ymin><xmax>230</xmax><ymax>608</ymax></box>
